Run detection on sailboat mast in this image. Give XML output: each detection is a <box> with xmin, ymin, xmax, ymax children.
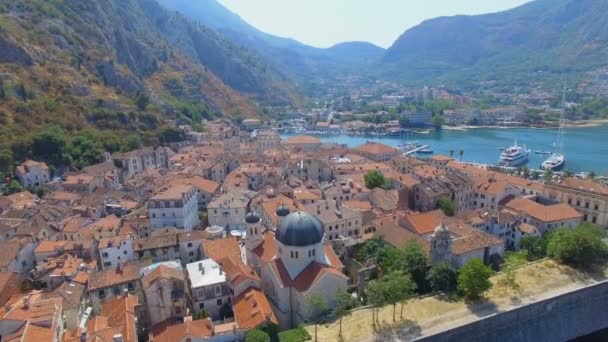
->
<box><xmin>558</xmin><ymin>82</ymin><xmax>566</xmax><ymax>155</ymax></box>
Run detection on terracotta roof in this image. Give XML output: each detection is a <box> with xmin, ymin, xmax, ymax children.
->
<box><xmin>41</xmin><ymin>282</ymin><xmax>85</xmax><ymax>310</ymax></box>
<box><xmin>0</xmin><ymin>242</ymin><xmax>23</xmax><ymax>268</ymax></box>
<box><xmin>142</xmin><ymin>265</ymin><xmax>184</xmax><ymax>289</ymax></box>
<box><xmin>150</xmin><ymin>185</ymin><xmax>195</xmax><ymax>201</ymax></box>
<box><xmin>252</xmin><ymin>232</ymin><xmax>278</xmax><ymax>263</ymax></box>
<box><xmin>430</xmin><ymin>155</ymin><xmax>454</xmax><ymax>162</ymax></box>
<box><xmin>88</xmin><ymin>263</ymin><xmax>142</xmax><ymax>290</ymax></box>
<box><xmin>87</xmin><ymin>215</ymin><xmax>121</xmax><ymax>232</ymax></box>
<box><xmin>403</xmin><ymin>210</ymin><xmax>443</xmax><ymax>235</ymax></box>
<box><xmin>518</xmin><ymin>223</ymin><xmax>538</xmax><ymax>235</ymax></box>
<box><xmin>6</xmin><ymin>192</ymin><xmax>38</xmax><ymax>209</ymax></box>
<box><xmin>133</xmin><ymin>234</ymin><xmax>177</xmax><ymax>251</ymax></box>
<box><xmin>168</xmin><ymin>176</ymin><xmax>219</xmax><ymax>194</ymax></box>
<box><xmin>374</xmin><ymin>216</ymin><xmax>430</xmax><ymax>252</ymax></box>
<box><xmin>45</xmin><ymin>191</ymin><xmax>81</xmax><ymax>202</ymax></box>
<box><xmin>34</xmin><ymin>240</ymin><xmax>68</xmax><ymax>254</ymax></box>
<box><xmin>293</xmin><ymin>187</ymin><xmax>322</xmax><ymax>201</ymax></box>
<box><xmin>202</xmin><ymin>237</ymin><xmax>241</xmax><ymax>264</ymax></box>
<box><xmin>150</xmin><ymin>318</ymin><xmax>213</xmax><ymax>342</ymax></box>
<box><xmin>342</xmin><ymin>200</ymin><xmax>373</xmax><ymax>211</ymax></box>
<box><xmin>504</xmin><ymin>197</ymin><xmax>583</xmax><ymax>223</ymax></box>
<box><xmin>324</xmin><ymin>243</ymin><xmax>344</xmax><ymax>270</ymax></box>
<box><xmin>354</xmin><ymin>142</ymin><xmax>397</xmax><ymax>155</ymax></box>
<box><xmin>233</xmin><ymin>287</ymin><xmax>277</xmax><ymax>330</ymax></box>
<box><xmin>269</xmin><ymin>258</ymin><xmax>346</xmax><ymax>293</ymax></box>
<box><xmin>218</xmin><ymin>257</ymin><xmax>260</xmax><ymax>287</ymax></box>
<box><xmin>64</xmin><ymin>294</ymin><xmax>139</xmax><ymax>342</ymax></box>
<box><xmin>556</xmin><ymin>177</ymin><xmax>608</xmax><ymax>195</ymax></box>
<box><xmin>284</xmin><ymin>136</ymin><xmax>321</xmax><ymax>145</ymax></box>
<box><xmin>444</xmin><ymin>217</ymin><xmax>504</xmax><ymax>256</ymax></box>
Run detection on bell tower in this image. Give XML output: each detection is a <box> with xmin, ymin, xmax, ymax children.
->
<box><xmin>430</xmin><ymin>221</ymin><xmax>453</xmax><ymax>265</ymax></box>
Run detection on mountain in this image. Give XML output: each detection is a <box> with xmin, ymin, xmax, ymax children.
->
<box><xmin>381</xmin><ymin>0</ymin><xmax>608</xmax><ymax>88</ymax></box>
<box><xmin>156</xmin><ymin>0</ymin><xmax>385</xmax><ymax>95</ymax></box>
<box><xmin>0</xmin><ymin>0</ymin><xmax>303</xmax><ymax>150</ymax></box>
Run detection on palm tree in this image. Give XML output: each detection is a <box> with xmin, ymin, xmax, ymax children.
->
<box><xmin>459</xmin><ymin>149</ymin><xmax>464</xmax><ymax>162</ymax></box>
<box><xmin>588</xmin><ymin>171</ymin><xmax>597</xmax><ymax>180</ymax></box>
<box><xmin>449</xmin><ymin>149</ymin><xmax>454</xmax><ymax>158</ymax></box>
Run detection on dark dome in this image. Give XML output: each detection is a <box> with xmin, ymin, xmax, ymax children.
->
<box><xmin>276</xmin><ymin>204</ymin><xmax>291</xmax><ymax>217</ymax></box>
<box><xmin>275</xmin><ymin>211</ymin><xmax>323</xmax><ymax>246</ymax></box>
<box><xmin>245</xmin><ymin>212</ymin><xmax>261</xmax><ymax>224</ymax></box>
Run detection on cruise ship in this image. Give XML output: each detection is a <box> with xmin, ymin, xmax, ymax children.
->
<box><xmin>498</xmin><ymin>142</ymin><xmax>530</xmax><ymax>167</ymax></box>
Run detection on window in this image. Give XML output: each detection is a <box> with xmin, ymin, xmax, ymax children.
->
<box><xmin>595</xmin><ymin>204</ymin><xmax>599</xmax><ymax>210</ymax></box>
<box><xmin>113</xmin><ymin>287</ymin><xmax>120</xmax><ymax>295</ymax></box>
<box><xmin>291</xmin><ymin>251</ymin><xmax>294</xmax><ymax>258</ymax></box>
<box><xmin>593</xmin><ymin>217</ymin><xmax>597</xmax><ymax>224</ymax></box>
<box><xmin>217</xmin><ymin>298</ymin><xmax>222</xmax><ymax>306</ymax></box>
<box><xmin>586</xmin><ymin>202</ymin><xmax>590</xmax><ymax>209</ymax></box>
<box><xmin>312</xmin><ymin>249</ymin><xmax>316</xmax><ymax>256</ymax></box>
<box><xmin>187</xmin><ymin>243</ymin><xmax>193</xmax><ymax>248</ymax></box>
<box><xmin>103</xmin><ymin>261</ymin><xmax>111</xmax><ymax>267</ymax></box>
<box><xmin>216</xmin><ymin>286</ymin><xmax>221</xmax><ymax>294</ymax></box>
<box><xmin>102</xmin><ymin>252</ymin><xmax>108</xmax><ymax>258</ymax></box>
<box><xmin>99</xmin><ymin>289</ymin><xmax>105</xmax><ymax>298</ymax></box>
<box><xmin>199</xmin><ymin>302</ymin><xmax>204</xmax><ymax>309</ymax></box>
<box><xmin>123</xmin><ymin>250</ymin><xmax>127</xmax><ymax>255</ymax></box>
<box><xmin>128</xmin><ymin>282</ymin><xmax>135</xmax><ymax>291</ymax></box>
<box><xmin>189</xmin><ymin>251</ymin><xmax>194</xmax><ymax>256</ymax></box>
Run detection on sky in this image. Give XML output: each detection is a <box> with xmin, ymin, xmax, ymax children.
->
<box><xmin>218</xmin><ymin>0</ymin><xmax>533</xmax><ymax>48</ymax></box>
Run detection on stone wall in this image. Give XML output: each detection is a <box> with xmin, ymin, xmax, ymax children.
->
<box><xmin>416</xmin><ymin>280</ymin><xmax>608</xmax><ymax>342</ymax></box>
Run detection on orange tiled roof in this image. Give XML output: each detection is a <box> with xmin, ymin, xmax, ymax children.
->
<box><xmin>151</xmin><ymin>319</ymin><xmax>214</xmax><ymax>342</ymax></box>
<box><xmin>89</xmin><ymin>263</ymin><xmax>142</xmax><ymax>290</ymax></box>
<box><xmin>252</xmin><ymin>232</ymin><xmax>278</xmax><ymax>263</ymax></box>
<box><xmin>354</xmin><ymin>142</ymin><xmax>397</xmax><ymax>155</ymax></box>
<box><xmin>504</xmin><ymin>197</ymin><xmax>583</xmax><ymax>223</ymax></box>
<box><xmin>284</xmin><ymin>136</ymin><xmax>321</xmax><ymax>145</ymax></box>
<box><xmin>142</xmin><ymin>265</ymin><xmax>184</xmax><ymax>289</ymax></box>
<box><xmin>202</xmin><ymin>237</ymin><xmax>241</xmax><ymax>264</ymax></box>
<box><xmin>403</xmin><ymin>210</ymin><xmax>443</xmax><ymax>235</ymax></box>
<box><xmin>233</xmin><ymin>287</ymin><xmax>277</xmax><ymax>330</ymax></box>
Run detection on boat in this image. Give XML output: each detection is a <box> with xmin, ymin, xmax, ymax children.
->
<box><xmin>497</xmin><ymin>147</ymin><xmax>505</xmax><ymax>151</ymax></box>
<box><xmin>542</xmin><ymin>82</ymin><xmax>567</xmax><ymax>172</ymax></box>
<box><xmin>498</xmin><ymin>141</ymin><xmax>530</xmax><ymax>167</ymax></box>
<box><xmin>535</xmin><ymin>151</ymin><xmax>552</xmax><ymax>155</ymax></box>
<box><xmin>416</xmin><ymin>149</ymin><xmax>434</xmax><ymax>154</ymax></box>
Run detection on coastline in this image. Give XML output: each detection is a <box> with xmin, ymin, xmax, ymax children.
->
<box><xmin>443</xmin><ymin>119</ymin><xmax>608</xmax><ymax>131</ymax></box>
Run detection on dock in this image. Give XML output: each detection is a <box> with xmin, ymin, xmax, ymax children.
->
<box><xmin>403</xmin><ymin>144</ymin><xmax>430</xmax><ymax>156</ymax></box>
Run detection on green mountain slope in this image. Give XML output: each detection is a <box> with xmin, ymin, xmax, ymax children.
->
<box><xmin>156</xmin><ymin>0</ymin><xmax>385</xmax><ymax>96</ymax></box>
<box><xmin>381</xmin><ymin>0</ymin><xmax>608</xmax><ymax>88</ymax></box>
<box><xmin>0</xmin><ymin>0</ymin><xmax>304</xmax><ymax>149</ymax></box>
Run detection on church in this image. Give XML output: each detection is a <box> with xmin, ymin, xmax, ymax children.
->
<box><xmin>243</xmin><ymin>206</ymin><xmax>348</xmax><ymax>329</ymax></box>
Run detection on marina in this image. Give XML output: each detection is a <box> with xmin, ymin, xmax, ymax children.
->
<box><xmin>281</xmin><ymin>124</ymin><xmax>608</xmax><ymax>173</ymax></box>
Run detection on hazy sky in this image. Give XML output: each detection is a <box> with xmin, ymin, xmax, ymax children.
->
<box><xmin>218</xmin><ymin>0</ymin><xmax>533</xmax><ymax>48</ymax></box>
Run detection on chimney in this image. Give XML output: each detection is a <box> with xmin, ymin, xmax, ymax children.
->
<box><xmin>219</xmin><ymin>267</ymin><xmax>223</xmax><ymax>275</ymax></box>
<box><xmin>23</xmin><ymin>295</ymin><xmax>31</xmax><ymax>309</ymax></box>
<box><xmin>199</xmin><ymin>263</ymin><xmax>205</xmax><ymax>274</ymax></box>
<box><xmin>113</xmin><ymin>334</ymin><xmax>123</xmax><ymax>342</ymax></box>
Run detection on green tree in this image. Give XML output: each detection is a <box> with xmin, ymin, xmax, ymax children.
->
<box><xmin>587</xmin><ymin>171</ymin><xmax>597</xmax><ymax>180</ymax></box>
<box><xmin>135</xmin><ymin>91</ymin><xmax>150</xmax><ymax>110</ymax></box>
<box><xmin>0</xmin><ymin>78</ymin><xmax>5</xmax><ymax>99</ymax></box>
<box><xmin>519</xmin><ymin>236</ymin><xmax>545</xmax><ymax>260</ymax></box>
<box><xmin>245</xmin><ymin>329</ymin><xmax>270</xmax><ymax>342</ymax></box>
<box><xmin>0</xmin><ymin>149</ymin><xmax>13</xmax><ymax>175</ymax></box>
<box><xmin>428</xmin><ymin>262</ymin><xmax>458</xmax><ymax>293</ymax></box>
<box><xmin>5</xmin><ymin>180</ymin><xmax>23</xmax><ymax>195</ymax></box>
<box><xmin>385</xmin><ymin>270</ymin><xmax>416</xmax><ymax>320</ymax></box>
<box><xmin>393</xmin><ymin>240</ymin><xmax>429</xmax><ymax>292</ymax></box>
<box><xmin>437</xmin><ymin>197</ymin><xmax>457</xmax><ymax>217</ymax></box>
<box><xmin>364</xmin><ymin>170</ymin><xmax>389</xmax><ymax>190</ymax></box>
<box><xmin>546</xmin><ymin>224</ymin><xmax>607</xmax><ymax>268</ymax></box>
<box><xmin>563</xmin><ymin>170</ymin><xmax>574</xmax><ymax>178</ymax></box>
<box><xmin>431</xmin><ymin>114</ymin><xmax>444</xmax><ymax>129</ymax></box>
<box><xmin>31</xmin><ymin>126</ymin><xmax>68</xmax><ymax>166</ymax></box>
<box><xmin>192</xmin><ymin>310</ymin><xmax>208</xmax><ymax>320</ymax></box>
<box><xmin>366</xmin><ymin>279</ymin><xmax>386</xmax><ymax>329</ymax></box>
<box><xmin>334</xmin><ymin>289</ymin><xmax>358</xmax><ymax>339</ymax></box>
<box><xmin>543</xmin><ymin>169</ymin><xmax>554</xmax><ymax>183</ymax></box>
<box><xmin>307</xmin><ymin>294</ymin><xmax>327</xmax><ymax>342</ymax></box>
<box><xmin>499</xmin><ymin>251</ymin><xmax>528</xmax><ymax>293</ymax></box>
<box><xmin>449</xmin><ymin>149</ymin><xmax>454</xmax><ymax>158</ymax></box>
<box><xmin>158</xmin><ymin>127</ymin><xmax>186</xmax><ymax>144</ymax></box>
<box><xmin>458</xmin><ymin>258</ymin><xmax>493</xmax><ymax>300</ymax></box>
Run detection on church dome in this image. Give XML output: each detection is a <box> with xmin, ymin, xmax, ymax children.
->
<box><xmin>276</xmin><ymin>204</ymin><xmax>291</xmax><ymax>217</ymax></box>
<box><xmin>275</xmin><ymin>211</ymin><xmax>323</xmax><ymax>246</ymax></box>
<box><xmin>245</xmin><ymin>212</ymin><xmax>261</xmax><ymax>224</ymax></box>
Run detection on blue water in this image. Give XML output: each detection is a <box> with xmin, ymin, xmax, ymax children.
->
<box><xmin>282</xmin><ymin>125</ymin><xmax>608</xmax><ymax>173</ymax></box>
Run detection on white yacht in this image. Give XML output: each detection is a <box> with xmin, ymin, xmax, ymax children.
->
<box><xmin>498</xmin><ymin>141</ymin><xmax>530</xmax><ymax>167</ymax></box>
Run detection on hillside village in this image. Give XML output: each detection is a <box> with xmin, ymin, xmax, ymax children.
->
<box><xmin>0</xmin><ymin>120</ymin><xmax>606</xmax><ymax>341</ymax></box>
